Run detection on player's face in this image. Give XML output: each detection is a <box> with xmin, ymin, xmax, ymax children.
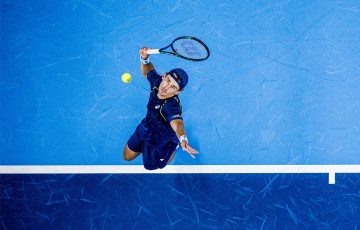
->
<box><xmin>158</xmin><ymin>74</ymin><xmax>181</xmax><ymax>98</ymax></box>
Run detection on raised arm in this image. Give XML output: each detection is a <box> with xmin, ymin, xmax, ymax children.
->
<box><xmin>170</xmin><ymin>119</ymin><xmax>199</xmax><ymax>158</ymax></box>
<box><xmin>139</xmin><ymin>47</ymin><xmax>155</xmax><ymax>78</ymax></box>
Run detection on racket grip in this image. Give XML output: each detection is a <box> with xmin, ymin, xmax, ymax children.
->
<box><xmin>146</xmin><ymin>49</ymin><xmax>160</xmax><ymax>54</ymax></box>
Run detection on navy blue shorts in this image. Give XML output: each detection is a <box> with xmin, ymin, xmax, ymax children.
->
<box><xmin>127</xmin><ymin>122</ymin><xmax>178</xmax><ymax>170</ymax></box>
<box><xmin>127</xmin><ymin>122</ymin><xmax>146</xmax><ymax>153</ymax></box>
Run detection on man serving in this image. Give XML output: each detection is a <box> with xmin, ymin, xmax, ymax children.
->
<box><xmin>122</xmin><ymin>47</ymin><xmax>199</xmax><ymax>170</ymax></box>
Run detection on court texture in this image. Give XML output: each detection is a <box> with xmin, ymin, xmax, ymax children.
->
<box><xmin>1</xmin><ymin>0</ymin><xmax>360</xmax><ymax>229</ymax></box>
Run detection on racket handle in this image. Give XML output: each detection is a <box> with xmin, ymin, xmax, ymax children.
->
<box><xmin>146</xmin><ymin>49</ymin><xmax>160</xmax><ymax>54</ymax></box>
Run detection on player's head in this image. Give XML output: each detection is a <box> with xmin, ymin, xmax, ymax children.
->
<box><xmin>168</xmin><ymin>68</ymin><xmax>188</xmax><ymax>90</ymax></box>
<box><xmin>158</xmin><ymin>68</ymin><xmax>188</xmax><ymax>98</ymax></box>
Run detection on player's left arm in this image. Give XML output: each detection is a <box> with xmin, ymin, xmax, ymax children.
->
<box><xmin>170</xmin><ymin>119</ymin><xmax>199</xmax><ymax>158</ymax></box>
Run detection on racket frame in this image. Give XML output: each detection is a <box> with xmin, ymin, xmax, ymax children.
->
<box><xmin>147</xmin><ymin>36</ymin><xmax>210</xmax><ymax>61</ymax></box>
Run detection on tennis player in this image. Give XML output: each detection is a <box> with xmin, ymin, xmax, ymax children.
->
<box><xmin>123</xmin><ymin>47</ymin><xmax>199</xmax><ymax>170</ymax></box>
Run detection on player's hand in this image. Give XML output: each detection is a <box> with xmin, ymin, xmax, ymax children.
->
<box><xmin>139</xmin><ymin>47</ymin><xmax>151</xmax><ymax>60</ymax></box>
<box><xmin>181</xmin><ymin>141</ymin><xmax>199</xmax><ymax>159</ymax></box>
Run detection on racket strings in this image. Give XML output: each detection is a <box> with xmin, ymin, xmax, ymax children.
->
<box><xmin>172</xmin><ymin>38</ymin><xmax>209</xmax><ymax>60</ymax></box>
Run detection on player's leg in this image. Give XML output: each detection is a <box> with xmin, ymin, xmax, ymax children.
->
<box><xmin>167</xmin><ymin>143</ymin><xmax>179</xmax><ymax>164</ymax></box>
<box><xmin>123</xmin><ymin>144</ymin><xmax>141</xmax><ymax>161</ymax></box>
<box><xmin>167</xmin><ymin>151</ymin><xmax>176</xmax><ymax>164</ymax></box>
<box><xmin>123</xmin><ymin>123</ymin><xmax>144</xmax><ymax>161</ymax></box>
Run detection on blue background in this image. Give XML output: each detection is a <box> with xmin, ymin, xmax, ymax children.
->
<box><xmin>1</xmin><ymin>174</ymin><xmax>360</xmax><ymax>229</ymax></box>
<box><xmin>1</xmin><ymin>1</ymin><xmax>360</xmax><ymax>229</ymax></box>
<box><xmin>1</xmin><ymin>0</ymin><xmax>360</xmax><ymax>165</ymax></box>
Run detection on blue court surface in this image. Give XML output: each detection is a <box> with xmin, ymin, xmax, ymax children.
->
<box><xmin>1</xmin><ymin>0</ymin><xmax>360</xmax><ymax>229</ymax></box>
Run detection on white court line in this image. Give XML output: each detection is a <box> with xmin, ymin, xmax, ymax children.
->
<box><xmin>1</xmin><ymin>165</ymin><xmax>360</xmax><ymax>184</ymax></box>
<box><xmin>328</xmin><ymin>171</ymin><xmax>336</xmax><ymax>185</ymax></box>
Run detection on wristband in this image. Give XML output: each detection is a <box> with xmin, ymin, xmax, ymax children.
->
<box><xmin>179</xmin><ymin>135</ymin><xmax>188</xmax><ymax>143</ymax></box>
<box><xmin>140</xmin><ymin>56</ymin><xmax>150</xmax><ymax>65</ymax></box>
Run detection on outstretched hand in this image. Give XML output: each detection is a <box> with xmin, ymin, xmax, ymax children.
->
<box><xmin>181</xmin><ymin>141</ymin><xmax>199</xmax><ymax>159</ymax></box>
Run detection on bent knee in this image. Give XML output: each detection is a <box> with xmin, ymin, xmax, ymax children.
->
<box><xmin>123</xmin><ymin>151</ymin><xmax>133</xmax><ymax>161</ymax></box>
<box><xmin>123</xmin><ymin>145</ymin><xmax>140</xmax><ymax>161</ymax></box>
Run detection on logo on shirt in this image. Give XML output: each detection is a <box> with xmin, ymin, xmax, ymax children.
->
<box><xmin>172</xmin><ymin>114</ymin><xmax>182</xmax><ymax>119</ymax></box>
<box><xmin>155</xmin><ymin>105</ymin><xmax>160</xmax><ymax>109</ymax></box>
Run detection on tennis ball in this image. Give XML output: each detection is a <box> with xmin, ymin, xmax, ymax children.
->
<box><xmin>122</xmin><ymin>72</ymin><xmax>131</xmax><ymax>83</ymax></box>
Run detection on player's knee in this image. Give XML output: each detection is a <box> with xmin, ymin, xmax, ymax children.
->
<box><xmin>123</xmin><ymin>150</ymin><xmax>132</xmax><ymax>161</ymax></box>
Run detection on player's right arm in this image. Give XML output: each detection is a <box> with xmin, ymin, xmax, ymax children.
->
<box><xmin>140</xmin><ymin>47</ymin><xmax>155</xmax><ymax>78</ymax></box>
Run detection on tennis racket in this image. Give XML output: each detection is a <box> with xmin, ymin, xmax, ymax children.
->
<box><xmin>146</xmin><ymin>36</ymin><xmax>210</xmax><ymax>61</ymax></box>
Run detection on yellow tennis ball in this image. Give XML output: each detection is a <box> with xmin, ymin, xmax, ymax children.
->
<box><xmin>122</xmin><ymin>72</ymin><xmax>131</xmax><ymax>83</ymax></box>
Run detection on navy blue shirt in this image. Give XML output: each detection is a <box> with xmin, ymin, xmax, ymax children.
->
<box><xmin>137</xmin><ymin>70</ymin><xmax>183</xmax><ymax>169</ymax></box>
<box><xmin>144</xmin><ymin>70</ymin><xmax>183</xmax><ymax>134</ymax></box>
